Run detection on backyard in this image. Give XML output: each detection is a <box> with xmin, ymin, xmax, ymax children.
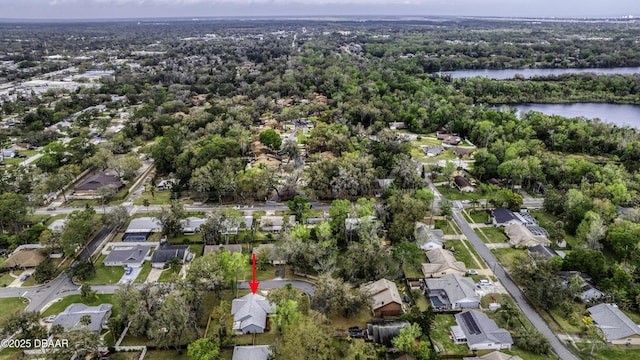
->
<box><xmin>83</xmin><ymin>254</ymin><xmax>125</xmax><ymax>285</ymax></box>
<box><xmin>430</xmin><ymin>314</ymin><xmax>472</xmax><ymax>355</ymax></box>
<box><xmin>476</xmin><ymin>226</ymin><xmax>508</xmax><ymax>244</ymax></box>
<box><xmin>436</xmin><ymin>185</ymin><xmax>485</xmax><ymax>201</ymax></box>
<box><xmin>443</xmin><ymin>240</ymin><xmax>483</xmax><ymax>269</ymax></box>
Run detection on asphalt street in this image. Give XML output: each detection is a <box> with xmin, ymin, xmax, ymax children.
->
<box><xmin>451</xmin><ymin>209</ymin><xmax>580</xmax><ymax>360</ymax></box>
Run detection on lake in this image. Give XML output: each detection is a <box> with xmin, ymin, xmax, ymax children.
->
<box><xmin>498</xmin><ymin>103</ymin><xmax>640</xmax><ymax>128</ymax></box>
<box><xmin>441</xmin><ymin>67</ymin><xmax>640</xmax><ymax>80</ymax></box>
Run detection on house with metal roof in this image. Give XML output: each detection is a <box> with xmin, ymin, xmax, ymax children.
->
<box><xmin>231</xmin><ymin>293</ymin><xmax>276</xmax><ymax>334</ymax></box>
<box><xmin>103</xmin><ymin>245</ymin><xmax>151</xmax><ymax>267</ymax></box>
<box><xmin>588</xmin><ymin>303</ymin><xmax>640</xmax><ymax>345</ymax></box>
<box><xmin>51</xmin><ymin>304</ymin><xmax>112</xmax><ymax>333</ymax></box>
<box><xmin>361</xmin><ymin>279</ymin><xmax>404</xmax><ymax>317</ymax></box>
<box><xmin>232</xmin><ymin>345</ymin><xmax>272</xmax><ymax>360</ymax></box>
<box><xmin>452</xmin><ymin>310</ymin><xmax>513</xmax><ymax>351</ymax></box>
<box><xmin>425</xmin><ymin>274</ymin><xmax>480</xmax><ymax>311</ymax></box>
<box><xmin>422</xmin><ymin>248</ymin><xmax>466</xmax><ymax>278</ymax></box>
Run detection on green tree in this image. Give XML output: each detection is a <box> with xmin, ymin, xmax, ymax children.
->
<box><xmin>188</xmin><ymin>338</ymin><xmax>221</xmax><ymax>360</ymax></box>
<box><xmin>288</xmin><ymin>195</ymin><xmax>311</xmax><ymax>224</ymax></box>
<box><xmin>259</xmin><ymin>128</ymin><xmax>282</xmax><ymax>150</ymax></box>
<box><xmin>274</xmin><ymin>311</ymin><xmax>335</xmax><ymax>360</ymax></box>
<box><xmin>154</xmin><ymin>200</ymin><xmax>185</xmax><ymax>237</ymax></box>
<box><xmin>70</xmin><ymin>260</ymin><xmax>96</xmax><ymax>282</ymax></box>
<box><xmin>391</xmin><ymin>323</ymin><xmax>432</xmax><ymax>359</ymax></box>
<box><xmin>514</xmin><ymin>327</ymin><xmax>550</xmax><ymax>355</ymax></box>
<box><xmin>33</xmin><ymin>258</ymin><xmax>56</xmax><ymax>283</ymax></box>
<box><xmin>274</xmin><ymin>299</ymin><xmax>302</xmax><ymax>334</ymax></box>
<box><xmin>0</xmin><ymin>192</ymin><xmax>28</xmax><ymax>234</ymax></box>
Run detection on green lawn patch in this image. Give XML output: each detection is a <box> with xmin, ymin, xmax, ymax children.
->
<box><xmin>133</xmin><ymin>191</ymin><xmax>172</xmax><ymax>206</ymax></box>
<box><xmin>0</xmin><ymin>347</ymin><xmax>23</xmax><ymax>360</ymax></box>
<box><xmin>190</xmin><ymin>244</ymin><xmax>204</xmax><ymax>256</ymax></box>
<box><xmin>468</xmin><ymin>210</ymin><xmax>490</xmax><ymax>223</ymax></box>
<box><xmin>403</xmin><ymin>262</ymin><xmax>424</xmax><ymax>279</ymax></box>
<box><xmin>476</xmin><ymin>226</ymin><xmax>507</xmax><ymax>244</ymax></box>
<box><xmin>0</xmin><ymin>297</ymin><xmax>28</xmax><ymax>323</ymax></box>
<box><xmin>530</xmin><ymin>211</ymin><xmax>581</xmax><ymax>249</ymax></box>
<box><xmin>327</xmin><ymin>305</ymin><xmax>372</xmax><ymax>332</ymax></box>
<box><xmin>491</xmin><ymin>248</ymin><xmax>526</xmax><ymax>269</ymax></box>
<box><xmin>157</xmin><ymin>265</ymin><xmax>182</xmax><ymax>282</ymax></box>
<box><xmin>134</xmin><ymin>262</ymin><xmax>152</xmax><ymax>283</ymax></box>
<box><xmin>581</xmin><ymin>345</ymin><xmax>640</xmax><ymax>360</ymax></box>
<box><xmin>234</xmin><ymin>331</ymin><xmax>280</xmax><ymax>346</ymax></box>
<box><xmin>237</xmin><ymin>263</ymin><xmax>275</xmax><ymax>281</ymax></box>
<box><xmin>168</xmin><ymin>233</ymin><xmax>202</xmax><ymax>244</ymax></box>
<box><xmin>83</xmin><ymin>254</ymin><xmax>124</xmax><ymax>285</ymax></box>
<box><xmin>434</xmin><ymin>220</ymin><xmax>456</xmax><ymax>235</ymax></box>
<box><xmin>443</xmin><ymin>240</ymin><xmax>481</xmax><ymax>269</ymax></box>
<box><xmin>0</xmin><ymin>271</ymin><xmax>16</xmax><ymax>287</ymax></box>
<box><xmin>22</xmin><ymin>276</ymin><xmax>37</xmax><ymax>286</ymax></box>
<box><xmin>436</xmin><ymin>185</ymin><xmax>484</xmax><ymax>200</ymax></box>
<box><xmin>431</xmin><ymin>314</ymin><xmax>472</xmax><ymax>355</ymax></box>
<box><xmin>42</xmin><ymin>294</ymin><xmax>115</xmax><ymax>317</ymax></box>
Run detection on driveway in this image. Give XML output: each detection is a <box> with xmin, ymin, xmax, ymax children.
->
<box><xmin>7</xmin><ymin>270</ymin><xmax>34</xmax><ymax>288</ymax></box>
<box><xmin>118</xmin><ymin>267</ymin><xmax>142</xmax><ymax>284</ymax></box>
<box><xmin>146</xmin><ymin>268</ymin><xmax>163</xmax><ymax>283</ymax></box>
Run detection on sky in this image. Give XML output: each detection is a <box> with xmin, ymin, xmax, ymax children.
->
<box><xmin>1</xmin><ymin>0</ymin><xmax>639</xmax><ymax>20</ymax></box>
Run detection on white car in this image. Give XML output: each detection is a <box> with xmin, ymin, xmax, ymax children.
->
<box><xmin>467</xmin><ymin>269</ymin><xmax>479</xmax><ymax>275</ymax></box>
<box><xmin>45</xmin><ymin>315</ymin><xmax>56</xmax><ymax>323</ymax></box>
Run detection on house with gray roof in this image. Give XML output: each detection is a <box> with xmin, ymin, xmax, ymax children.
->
<box><xmin>366</xmin><ymin>320</ymin><xmax>410</xmax><ymax>346</ymax></box>
<box><xmin>231</xmin><ymin>293</ymin><xmax>276</xmax><ymax>334</ymax></box>
<box><xmin>223</xmin><ymin>216</ymin><xmax>255</xmax><ymax>235</ymax></box>
<box><xmin>51</xmin><ymin>304</ymin><xmax>112</xmax><ymax>333</ymax></box>
<box><xmin>425</xmin><ymin>274</ymin><xmax>480</xmax><ymax>311</ymax></box>
<box><xmin>588</xmin><ymin>303</ymin><xmax>640</xmax><ymax>345</ymax></box>
<box><xmin>48</xmin><ymin>218</ymin><xmax>68</xmax><ymax>233</ymax></box>
<box><xmin>75</xmin><ymin>172</ymin><xmax>123</xmax><ymax>192</ymax></box>
<box><xmin>416</xmin><ymin>226</ymin><xmax>444</xmax><ymax>251</ymax></box>
<box><xmin>463</xmin><ymin>352</ymin><xmax>522</xmax><ymax>360</ymax></box>
<box><xmin>103</xmin><ymin>245</ymin><xmax>151</xmax><ymax>267</ymax></box>
<box><xmin>232</xmin><ymin>345</ymin><xmax>272</xmax><ymax>360</ymax></box>
<box><xmin>423</xmin><ymin>145</ymin><xmax>444</xmax><ymax>157</ymax></box>
<box><xmin>181</xmin><ymin>217</ymin><xmax>206</xmax><ymax>234</ymax></box>
<box><xmin>452</xmin><ymin>310</ymin><xmax>513</xmax><ymax>351</ymax></box>
<box><xmin>151</xmin><ymin>244</ymin><xmax>191</xmax><ymax>269</ymax></box>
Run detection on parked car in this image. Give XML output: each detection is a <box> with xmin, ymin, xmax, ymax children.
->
<box><xmin>348</xmin><ymin>326</ymin><xmax>364</xmax><ymax>338</ymax></box>
<box><xmin>125</xmin><ymin>267</ymin><xmax>133</xmax><ymax>275</ymax></box>
<box><xmin>467</xmin><ymin>269</ymin><xmax>479</xmax><ymax>275</ymax></box>
<box><xmin>45</xmin><ymin>315</ymin><xmax>56</xmax><ymax>323</ymax></box>
<box><xmin>479</xmin><ymin>279</ymin><xmax>492</xmax><ymax>286</ymax></box>
<box><xmin>46</xmin><ymin>207</ymin><xmax>56</xmax><ymax>211</ymax></box>
<box><xmin>20</xmin><ymin>274</ymin><xmax>30</xmax><ymax>282</ymax></box>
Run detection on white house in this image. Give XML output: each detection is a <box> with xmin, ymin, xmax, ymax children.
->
<box><xmin>231</xmin><ymin>293</ymin><xmax>276</xmax><ymax>334</ymax></box>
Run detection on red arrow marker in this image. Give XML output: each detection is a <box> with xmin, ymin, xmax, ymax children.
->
<box><xmin>249</xmin><ymin>253</ymin><xmax>260</xmax><ymax>294</ymax></box>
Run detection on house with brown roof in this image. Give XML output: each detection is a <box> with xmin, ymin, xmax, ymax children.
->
<box><xmin>361</xmin><ymin>279</ymin><xmax>404</xmax><ymax>317</ymax></box>
<box><xmin>422</xmin><ymin>248</ymin><xmax>466</xmax><ymax>278</ymax></box>
<box><xmin>3</xmin><ymin>248</ymin><xmax>47</xmax><ymax>269</ymax></box>
<box><xmin>504</xmin><ymin>224</ymin><xmax>551</xmax><ymax>247</ymax></box>
<box><xmin>75</xmin><ymin>172</ymin><xmax>123</xmax><ymax>192</ymax></box>
<box><xmin>454</xmin><ymin>176</ymin><xmax>475</xmax><ymax>192</ymax></box>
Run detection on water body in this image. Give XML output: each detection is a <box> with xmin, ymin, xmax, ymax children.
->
<box><xmin>441</xmin><ymin>67</ymin><xmax>640</xmax><ymax>80</ymax></box>
<box><xmin>500</xmin><ymin>103</ymin><xmax>640</xmax><ymax>128</ymax></box>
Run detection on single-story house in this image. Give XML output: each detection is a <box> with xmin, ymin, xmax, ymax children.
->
<box><xmin>52</xmin><ymin>304</ymin><xmax>112</xmax><ymax>333</ymax></box>
<box><xmin>223</xmin><ymin>216</ymin><xmax>255</xmax><ymax>235</ymax></box>
<box><xmin>388</xmin><ymin>121</ymin><xmax>406</xmax><ymax>130</ymax></box>
<box><xmin>452</xmin><ymin>310</ymin><xmax>513</xmax><ymax>351</ymax></box>
<box><xmin>588</xmin><ymin>303</ymin><xmax>640</xmax><ymax>345</ymax></box>
<box><xmin>232</xmin><ymin>345</ymin><xmax>272</xmax><ymax>360</ymax></box>
<box><xmin>425</xmin><ymin>274</ymin><xmax>480</xmax><ymax>311</ymax></box>
<box><xmin>492</xmin><ymin>208</ymin><xmax>538</xmax><ymax>227</ymax></box>
<box><xmin>453</xmin><ymin>147</ymin><xmax>475</xmax><ymax>157</ymax></box>
<box><xmin>151</xmin><ymin>244</ymin><xmax>191</xmax><ymax>269</ymax></box>
<box><xmin>204</xmin><ymin>244</ymin><xmax>243</xmax><ymax>255</ymax></box>
<box><xmin>558</xmin><ymin>271</ymin><xmax>604</xmax><ymax>303</ymax></box>
<box><xmin>156</xmin><ymin>179</ymin><xmax>177</xmax><ymax>191</ymax></box>
<box><xmin>366</xmin><ymin>320</ymin><xmax>410</xmax><ymax>346</ymax></box>
<box><xmin>231</xmin><ymin>293</ymin><xmax>276</xmax><ymax>334</ymax></box>
<box><xmin>259</xmin><ymin>215</ymin><xmax>294</xmax><ymax>233</ymax></box>
<box><xmin>48</xmin><ymin>218</ymin><xmax>68</xmax><ymax>233</ymax></box>
<box><xmin>251</xmin><ymin>244</ymin><xmax>286</xmax><ymax>265</ymax></box>
<box><xmin>416</xmin><ymin>226</ymin><xmax>444</xmax><ymax>250</ymax></box>
<box><xmin>437</xmin><ymin>132</ymin><xmax>462</xmax><ymax>145</ymax></box>
<box><xmin>422</xmin><ymin>248</ymin><xmax>466</xmax><ymax>278</ymax></box>
<box><xmin>463</xmin><ymin>351</ymin><xmax>523</xmax><ymax>360</ymax></box>
<box><xmin>124</xmin><ymin>217</ymin><xmax>161</xmax><ymax>242</ymax></box>
<box><xmin>454</xmin><ymin>176</ymin><xmax>475</xmax><ymax>192</ymax></box>
<box><xmin>2</xmin><ymin>149</ymin><xmax>16</xmax><ymax>158</ymax></box>
<box><xmin>423</xmin><ymin>145</ymin><xmax>445</xmax><ymax>157</ymax></box>
<box><xmin>504</xmin><ymin>224</ymin><xmax>550</xmax><ymax>247</ymax></box>
<box><xmin>181</xmin><ymin>217</ymin><xmax>206</xmax><ymax>234</ymax></box>
<box><xmin>361</xmin><ymin>279</ymin><xmax>404</xmax><ymax>317</ymax></box>
<box><xmin>103</xmin><ymin>245</ymin><xmax>151</xmax><ymax>267</ymax></box>
<box><xmin>3</xmin><ymin>249</ymin><xmax>47</xmax><ymax>268</ymax></box>
<box><xmin>75</xmin><ymin>172</ymin><xmax>123</xmax><ymax>192</ymax></box>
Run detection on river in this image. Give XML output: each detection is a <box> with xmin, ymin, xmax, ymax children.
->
<box><xmin>497</xmin><ymin>103</ymin><xmax>640</xmax><ymax>128</ymax></box>
<box><xmin>441</xmin><ymin>67</ymin><xmax>640</xmax><ymax>80</ymax></box>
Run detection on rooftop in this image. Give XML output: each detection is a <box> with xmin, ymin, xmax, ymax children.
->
<box><xmin>588</xmin><ymin>303</ymin><xmax>640</xmax><ymax>340</ymax></box>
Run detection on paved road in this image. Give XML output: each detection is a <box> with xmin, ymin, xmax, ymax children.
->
<box><xmin>34</xmin><ymin>202</ymin><xmax>330</xmax><ymax>215</ymax></box>
<box><xmin>237</xmin><ymin>279</ymin><xmax>316</xmax><ymax>297</ymax></box>
<box><xmin>451</xmin><ymin>209</ymin><xmax>579</xmax><ymax>360</ymax></box>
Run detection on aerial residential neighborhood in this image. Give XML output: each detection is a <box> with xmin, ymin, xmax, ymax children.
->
<box><xmin>1</xmin><ymin>4</ymin><xmax>640</xmax><ymax>360</ymax></box>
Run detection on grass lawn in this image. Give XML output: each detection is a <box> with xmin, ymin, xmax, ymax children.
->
<box><xmin>431</xmin><ymin>314</ymin><xmax>472</xmax><ymax>355</ymax></box>
<box><xmin>83</xmin><ymin>254</ymin><xmax>124</xmax><ymax>285</ymax></box>
<box><xmin>530</xmin><ymin>211</ymin><xmax>580</xmax><ymax>248</ymax></box>
<box><xmin>190</xmin><ymin>244</ymin><xmax>204</xmax><ymax>256</ymax></box>
<box><xmin>133</xmin><ymin>191</ymin><xmax>172</xmax><ymax>206</ymax></box>
<box><xmin>503</xmin><ymin>347</ymin><xmax>554</xmax><ymax>360</ymax></box>
<box><xmin>468</xmin><ymin>210</ymin><xmax>490</xmax><ymax>223</ymax></box>
<box><xmin>403</xmin><ymin>262</ymin><xmax>424</xmax><ymax>279</ymax></box>
<box><xmin>237</xmin><ymin>263</ymin><xmax>276</xmax><ymax>282</ymax></box>
<box><xmin>44</xmin><ymin>213</ymin><xmax>67</xmax><ymax>225</ymax></box>
<box><xmin>435</xmin><ymin>220</ymin><xmax>457</xmax><ymax>235</ymax></box>
<box><xmin>134</xmin><ymin>261</ymin><xmax>152</xmax><ymax>283</ymax></box>
<box><xmin>436</xmin><ymin>185</ymin><xmax>485</xmax><ymax>200</ymax></box>
<box><xmin>546</xmin><ymin>305</ymin><xmax>585</xmax><ymax>334</ymax></box>
<box><xmin>168</xmin><ymin>233</ymin><xmax>202</xmax><ymax>244</ymax></box>
<box><xmin>42</xmin><ymin>294</ymin><xmax>115</xmax><ymax>317</ymax></box>
<box><xmin>0</xmin><ymin>271</ymin><xmax>16</xmax><ymax>287</ymax></box>
<box><xmin>0</xmin><ymin>297</ymin><xmax>28</xmax><ymax>323</ymax></box>
<box><xmin>27</xmin><ymin>214</ymin><xmax>51</xmax><ymax>224</ymax></box>
<box><xmin>0</xmin><ymin>347</ymin><xmax>23</xmax><ymax>360</ymax></box>
<box><xmin>234</xmin><ymin>331</ymin><xmax>280</xmax><ymax>346</ymax></box>
<box><xmin>157</xmin><ymin>265</ymin><xmax>182</xmax><ymax>282</ymax></box>
<box><xmin>476</xmin><ymin>226</ymin><xmax>508</xmax><ymax>244</ymax></box>
<box><xmin>328</xmin><ymin>305</ymin><xmax>372</xmax><ymax>332</ymax></box>
<box><xmin>22</xmin><ymin>276</ymin><xmax>37</xmax><ymax>286</ymax></box>
<box><xmin>491</xmin><ymin>247</ymin><xmax>526</xmax><ymax>269</ymax></box>
<box><xmin>443</xmin><ymin>240</ymin><xmax>482</xmax><ymax>269</ymax></box>
<box><xmin>579</xmin><ymin>345</ymin><xmax>640</xmax><ymax>360</ymax></box>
